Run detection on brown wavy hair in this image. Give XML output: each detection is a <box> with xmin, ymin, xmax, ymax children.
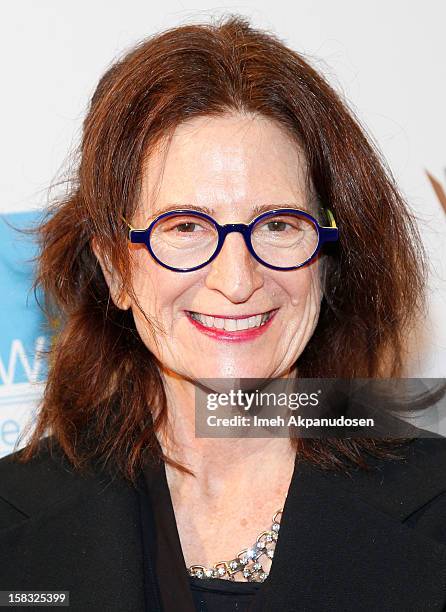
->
<box><xmin>16</xmin><ymin>15</ymin><xmax>433</xmax><ymax>483</ymax></box>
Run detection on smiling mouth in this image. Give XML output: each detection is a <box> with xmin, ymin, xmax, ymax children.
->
<box><xmin>186</xmin><ymin>309</ymin><xmax>277</xmax><ymax>332</ymax></box>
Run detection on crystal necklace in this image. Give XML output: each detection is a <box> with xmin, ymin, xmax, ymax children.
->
<box><xmin>187</xmin><ymin>509</ymin><xmax>283</xmax><ymax>583</ymax></box>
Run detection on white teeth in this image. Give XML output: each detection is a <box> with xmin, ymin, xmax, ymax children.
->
<box><xmin>224</xmin><ymin>319</ymin><xmax>237</xmax><ymax>332</ymax></box>
<box><xmin>248</xmin><ymin>315</ymin><xmax>257</xmax><ymax>328</ymax></box>
<box><xmin>202</xmin><ymin>315</ymin><xmax>213</xmax><ymax>327</ymax></box>
<box><xmin>214</xmin><ymin>317</ymin><xmax>225</xmax><ymax>329</ymax></box>
<box><xmin>189</xmin><ymin>311</ymin><xmax>273</xmax><ymax>330</ymax></box>
<box><xmin>236</xmin><ymin>318</ymin><xmax>251</xmax><ymax>331</ymax></box>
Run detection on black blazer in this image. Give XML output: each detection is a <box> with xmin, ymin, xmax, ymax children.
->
<box><xmin>1</xmin><ymin>434</ymin><xmax>446</xmax><ymax>612</ymax></box>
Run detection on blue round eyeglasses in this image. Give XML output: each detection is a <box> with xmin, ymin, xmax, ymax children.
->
<box><xmin>122</xmin><ymin>207</ymin><xmax>339</xmax><ymax>272</ymax></box>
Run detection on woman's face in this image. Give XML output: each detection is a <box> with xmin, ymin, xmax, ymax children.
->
<box><xmin>129</xmin><ymin>112</ymin><xmax>323</xmax><ymax>380</ymax></box>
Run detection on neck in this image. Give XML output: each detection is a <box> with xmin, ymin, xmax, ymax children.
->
<box><xmin>154</xmin><ymin>368</ymin><xmax>297</xmax><ymax>496</ymax></box>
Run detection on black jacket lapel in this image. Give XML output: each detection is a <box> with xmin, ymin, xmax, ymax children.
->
<box><xmin>255</xmin><ymin>443</ymin><xmax>446</xmax><ymax>612</ymax></box>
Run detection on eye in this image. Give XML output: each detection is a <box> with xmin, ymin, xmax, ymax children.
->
<box><xmin>151</xmin><ymin>215</ymin><xmax>217</xmax><ymax>249</ymax></box>
<box><xmin>172</xmin><ymin>222</ymin><xmax>203</xmax><ymax>233</ymax></box>
<box><xmin>160</xmin><ymin>217</ymin><xmax>209</xmax><ymax>234</ymax></box>
<box><xmin>265</xmin><ymin>220</ymin><xmax>289</xmax><ymax>232</ymax></box>
<box><xmin>255</xmin><ymin>216</ymin><xmax>305</xmax><ymax>233</ymax></box>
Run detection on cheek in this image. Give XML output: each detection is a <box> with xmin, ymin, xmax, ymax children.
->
<box><xmin>130</xmin><ymin>251</ymin><xmax>191</xmax><ymax>318</ymax></box>
<box><xmin>284</xmin><ymin>266</ymin><xmax>322</xmax><ymax>309</ymax></box>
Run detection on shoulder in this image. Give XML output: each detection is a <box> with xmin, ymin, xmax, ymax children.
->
<box><xmin>325</xmin><ymin>432</ymin><xmax>446</xmax><ymax>530</ymax></box>
<box><xmin>0</xmin><ymin>439</ymin><xmax>149</xmax><ymax>607</ymax></box>
<box><xmin>0</xmin><ymin>436</ymin><xmax>113</xmax><ymax>528</ymax></box>
<box><xmin>2</xmin><ymin>431</ymin><xmax>446</xmax><ymax>522</ymax></box>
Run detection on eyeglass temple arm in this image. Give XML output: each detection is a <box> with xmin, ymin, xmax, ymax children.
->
<box><xmin>321</xmin><ymin>208</ymin><xmax>336</xmax><ymax>228</ymax></box>
<box><xmin>320</xmin><ymin>208</ymin><xmax>339</xmax><ymax>243</ymax></box>
<box><xmin>121</xmin><ymin>214</ymin><xmax>134</xmax><ymax>230</ymax></box>
<box><xmin>121</xmin><ymin>214</ymin><xmax>148</xmax><ymax>243</ymax></box>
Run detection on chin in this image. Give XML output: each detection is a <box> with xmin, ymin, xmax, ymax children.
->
<box><xmin>192</xmin><ymin>364</ymin><xmax>274</xmax><ymax>382</ymax></box>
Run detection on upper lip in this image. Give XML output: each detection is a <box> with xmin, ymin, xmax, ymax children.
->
<box><xmin>186</xmin><ymin>309</ymin><xmax>277</xmax><ymax>320</ymax></box>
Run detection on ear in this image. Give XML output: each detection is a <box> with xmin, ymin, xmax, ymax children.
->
<box><xmin>91</xmin><ymin>237</ymin><xmax>131</xmax><ymax>311</ymax></box>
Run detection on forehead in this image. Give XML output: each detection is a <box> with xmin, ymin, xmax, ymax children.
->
<box><xmin>137</xmin><ymin>113</ymin><xmax>311</xmax><ymax>218</ymax></box>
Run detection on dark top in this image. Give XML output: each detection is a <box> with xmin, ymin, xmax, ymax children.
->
<box><xmin>2</xmin><ymin>431</ymin><xmax>446</xmax><ymax>611</ymax></box>
<box><xmin>142</xmin><ymin>457</ymin><xmax>263</xmax><ymax>611</ymax></box>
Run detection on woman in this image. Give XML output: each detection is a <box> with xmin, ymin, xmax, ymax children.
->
<box><xmin>1</xmin><ymin>15</ymin><xmax>445</xmax><ymax>612</ymax></box>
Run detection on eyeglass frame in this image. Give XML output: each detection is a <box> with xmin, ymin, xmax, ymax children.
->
<box><xmin>122</xmin><ymin>207</ymin><xmax>339</xmax><ymax>272</ymax></box>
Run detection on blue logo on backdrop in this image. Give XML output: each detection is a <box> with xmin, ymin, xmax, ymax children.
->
<box><xmin>0</xmin><ymin>211</ymin><xmax>48</xmax><ymax>457</ymax></box>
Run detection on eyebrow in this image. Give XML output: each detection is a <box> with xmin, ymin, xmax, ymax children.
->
<box><xmin>146</xmin><ymin>202</ymin><xmax>312</xmax><ymax>222</ymax></box>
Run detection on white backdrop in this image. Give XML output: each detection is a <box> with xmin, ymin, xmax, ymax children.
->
<box><xmin>0</xmin><ymin>1</ymin><xmax>445</xmax><ymax>455</ymax></box>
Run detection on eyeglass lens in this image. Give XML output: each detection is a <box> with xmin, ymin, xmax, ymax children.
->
<box><xmin>149</xmin><ymin>212</ymin><xmax>319</xmax><ymax>269</ymax></box>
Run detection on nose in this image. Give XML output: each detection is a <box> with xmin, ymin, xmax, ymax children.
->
<box><xmin>204</xmin><ymin>232</ymin><xmax>264</xmax><ymax>302</ymax></box>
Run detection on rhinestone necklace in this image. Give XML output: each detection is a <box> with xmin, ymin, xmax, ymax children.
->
<box><xmin>187</xmin><ymin>509</ymin><xmax>283</xmax><ymax>583</ymax></box>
